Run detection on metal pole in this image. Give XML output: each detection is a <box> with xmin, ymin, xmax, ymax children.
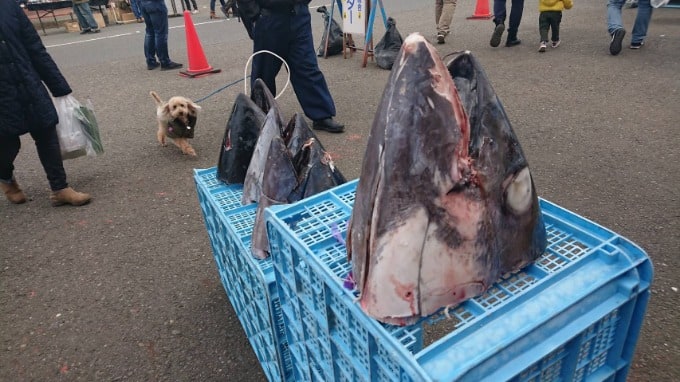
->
<box><xmin>323</xmin><ymin>0</ymin><xmax>337</xmax><ymax>58</ymax></box>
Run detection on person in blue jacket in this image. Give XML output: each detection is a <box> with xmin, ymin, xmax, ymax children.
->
<box><xmin>0</xmin><ymin>0</ymin><xmax>91</xmax><ymax>206</ymax></box>
<box><xmin>237</xmin><ymin>0</ymin><xmax>345</xmax><ymax>133</ymax></box>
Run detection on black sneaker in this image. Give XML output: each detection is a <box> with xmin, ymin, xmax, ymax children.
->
<box><xmin>160</xmin><ymin>62</ymin><xmax>183</xmax><ymax>71</ymax></box>
<box><xmin>147</xmin><ymin>62</ymin><xmax>160</xmax><ymax>70</ymax></box>
<box><xmin>609</xmin><ymin>28</ymin><xmax>626</xmax><ymax>56</ymax></box>
<box><xmin>506</xmin><ymin>38</ymin><xmax>521</xmax><ymax>47</ymax></box>
<box><xmin>80</xmin><ymin>29</ymin><xmax>92</xmax><ymax>35</ymax></box>
<box><xmin>436</xmin><ymin>32</ymin><xmax>446</xmax><ymax>44</ymax></box>
<box><xmin>312</xmin><ymin>118</ymin><xmax>345</xmax><ymax>133</ymax></box>
<box><xmin>490</xmin><ymin>23</ymin><xmax>505</xmax><ymax>47</ymax></box>
<box><xmin>92</xmin><ymin>29</ymin><xmax>100</xmax><ymax>33</ymax></box>
<box><xmin>630</xmin><ymin>41</ymin><xmax>644</xmax><ymax>49</ymax></box>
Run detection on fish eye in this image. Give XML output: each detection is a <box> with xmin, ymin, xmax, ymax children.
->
<box><xmin>506</xmin><ymin>167</ymin><xmax>532</xmax><ymax>214</ymax></box>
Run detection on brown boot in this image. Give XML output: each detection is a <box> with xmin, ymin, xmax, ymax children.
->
<box><xmin>210</xmin><ymin>11</ymin><xmax>220</xmax><ymax>19</ymax></box>
<box><xmin>0</xmin><ymin>179</ymin><xmax>27</xmax><ymax>204</ymax></box>
<box><xmin>50</xmin><ymin>187</ymin><xmax>91</xmax><ymax>207</ymax></box>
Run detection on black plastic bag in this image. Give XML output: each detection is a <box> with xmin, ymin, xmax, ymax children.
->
<box><xmin>374</xmin><ymin>17</ymin><xmax>403</xmax><ymax>70</ymax></box>
<box><xmin>316</xmin><ymin>5</ymin><xmax>344</xmax><ymax>57</ymax></box>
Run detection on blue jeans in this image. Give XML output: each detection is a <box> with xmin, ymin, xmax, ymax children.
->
<box><xmin>251</xmin><ymin>4</ymin><xmax>336</xmax><ymax>120</ymax></box>
<box><xmin>210</xmin><ymin>0</ymin><xmax>226</xmax><ymax>12</ymax></box>
<box><xmin>73</xmin><ymin>3</ymin><xmax>99</xmax><ymax>31</ymax></box>
<box><xmin>0</xmin><ymin>127</ymin><xmax>68</xmax><ymax>191</ymax></box>
<box><xmin>129</xmin><ymin>0</ymin><xmax>143</xmax><ymax>19</ymax></box>
<box><xmin>607</xmin><ymin>0</ymin><xmax>652</xmax><ymax>43</ymax></box>
<box><xmin>140</xmin><ymin>0</ymin><xmax>171</xmax><ymax>66</ymax></box>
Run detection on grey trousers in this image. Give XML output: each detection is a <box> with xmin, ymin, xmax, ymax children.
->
<box><xmin>435</xmin><ymin>0</ymin><xmax>457</xmax><ymax>34</ymax></box>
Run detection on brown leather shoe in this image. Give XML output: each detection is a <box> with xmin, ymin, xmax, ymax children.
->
<box><xmin>0</xmin><ymin>179</ymin><xmax>27</xmax><ymax>204</ymax></box>
<box><xmin>50</xmin><ymin>187</ymin><xmax>91</xmax><ymax>207</ymax></box>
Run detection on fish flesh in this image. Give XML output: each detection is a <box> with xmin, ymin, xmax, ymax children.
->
<box><xmin>217</xmin><ymin>93</ymin><xmax>266</xmax><ymax>184</ymax></box>
<box><xmin>251</xmin><ymin>114</ymin><xmax>347</xmax><ymax>259</ymax></box>
<box><xmin>346</xmin><ymin>33</ymin><xmax>546</xmax><ymax>325</ymax></box>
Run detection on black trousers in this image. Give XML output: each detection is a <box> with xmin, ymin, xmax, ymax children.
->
<box><xmin>0</xmin><ymin>126</ymin><xmax>68</xmax><ymax>191</ymax></box>
<box><xmin>493</xmin><ymin>0</ymin><xmax>525</xmax><ymax>38</ymax></box>
<box><xmin>539</xmin><ymin>11</ymin><xmax>562</xmax><ymax>42</ymax></box>
<box><xmin>182</xmin><ymin>0</ymin><xmax>198</xmax><ymax>11</ymax></box>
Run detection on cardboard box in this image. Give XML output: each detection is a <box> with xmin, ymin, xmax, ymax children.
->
<box><xmin>109</xmin><ymin>8</ymin><xmax>137</xmax><ymax>24</ymax></box>
<box><xmin>120</xmin><ymin>11</ymin><xmax>137</xmax><ymax>22</ymax></box>
<box><xmin>64</xmin><ymin>21</ymin><xmax>80</xmax><ymax>33</ymax></box>
<box><xmin>93</xmin><ymin>12</ymin><xmax>106</xmax><ymax>29</ymax></box>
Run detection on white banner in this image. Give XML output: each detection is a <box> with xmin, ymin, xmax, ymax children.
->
<box><xmin>342</xmin><ymin>0</ymin><xmax>366</xmax><ymax>35</ymax></box>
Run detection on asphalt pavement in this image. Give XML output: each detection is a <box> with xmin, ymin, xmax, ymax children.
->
<box><xmin>1</xmin><ymin>1</ymin><xmax>678</xmax><ymax>381</ymax></box>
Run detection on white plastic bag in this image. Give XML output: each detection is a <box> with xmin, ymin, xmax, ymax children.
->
<box><xmin>651</xmin><ymin>0</ymin><xmax>669</xmax><ymax>7</ymax></box>
<box><xmin>54</xmin><ymin>95</ymin><xmax>103</xmax><ymax>159</ymax></box>
<box><xmin>54</xmin><ymin>94</ymin><xmax>88</xmax><ymax>159</ymax></box>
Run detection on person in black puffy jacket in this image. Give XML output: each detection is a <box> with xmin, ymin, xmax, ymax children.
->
<box><xmin>0</xmin><ymin>0</ymin><xmax>91</xmax><ymax>206</ymax></box>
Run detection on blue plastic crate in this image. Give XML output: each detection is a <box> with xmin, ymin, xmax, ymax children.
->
<box><xmin>193</xmin><ymin>167</ymin><xmax>292</xmax><ymax>382</ymax></box>
<box><xmin>265</xmin><ymin>179</ymin><xmax>653</xmax><ymax>382</ymax></box>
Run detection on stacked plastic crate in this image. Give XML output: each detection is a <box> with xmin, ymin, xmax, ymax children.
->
<box><xmin>194</xmin><ymin>168</ymin><xmax>292</xmax><ymax>382</ymax></box>
<box><xmin>264</xmin><ymin>179</ymin><xmax>653</xmax><ymax>382</ymax></box>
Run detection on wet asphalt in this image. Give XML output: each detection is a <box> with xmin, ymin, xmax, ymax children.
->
<box><xmin>1</xmin><ymin>0</ymin><xmax>678</xmax><ymax>381</ymax></box>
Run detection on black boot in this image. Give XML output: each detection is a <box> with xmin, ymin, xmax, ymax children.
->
<box><xmin>313</xmin><ymin>118</ymin><xmax>345</xmax><ymax>133</ymax></box>
<box><xmin>490</xmin><ymin>23</ymin><xmax>505</xmax><ymax>47</ymax></box>
<box><xmin>506</xmin><ymin>35</ymin><xmax>521</xmax><ymax>47</ymax></box>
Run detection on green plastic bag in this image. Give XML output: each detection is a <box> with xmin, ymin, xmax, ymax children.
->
<box><xmin>75</xmin><ymin>99</ymin><xmax>104</xmax><ymax>155</ymax></box>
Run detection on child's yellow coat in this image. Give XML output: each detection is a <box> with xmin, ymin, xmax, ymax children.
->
<box><xmin>539</xmin><ymin>0</ymin><xmax>573</xmax><ymax>12</ymax></box>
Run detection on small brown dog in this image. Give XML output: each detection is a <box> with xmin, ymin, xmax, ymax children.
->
<box><xmin>150</xmin><ymin>91</ymin><xmax>201</xmax><ymax>156</ymax></box>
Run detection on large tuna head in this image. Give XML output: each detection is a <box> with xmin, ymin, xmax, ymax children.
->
<box><xmin>347</xmin><ymin>34</ymin><xmax>546</xmax><ymax>325</ymax></box>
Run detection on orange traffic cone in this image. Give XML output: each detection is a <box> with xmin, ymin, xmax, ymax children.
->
<box><xmin>467</xmin><ymin>0</ymin><xmax>493</xmax><ymax>19</ymax></box>
<box><xmin>180</xmin><ymin>11</ymin><xmax>221</xmax><ymax>78</ymax></box>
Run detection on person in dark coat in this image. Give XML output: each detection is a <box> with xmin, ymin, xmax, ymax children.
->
<box><xmin>0</xmin><ymin>0</ymin><xmax>91</xmax><ymax>206</ymax></box>
<box><xmin>237</xmin><ymin>0</ymin><xmax>345</xmax><ymax>133</ymax></box>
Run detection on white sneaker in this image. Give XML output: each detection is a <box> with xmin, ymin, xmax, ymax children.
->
<box><xmin>551</xmin><ymin>40</ymin><xmax>561</xmax><ymax>48</ymax></box>
<box><xmin>538</xmin><ymin>41</ymin><xmax>547</xmax><ymax>52</ymax></box>
<box><xmin>192</xmin><ymin>9</ymin><xmax>199</xmax><ymax>14</ymax></box>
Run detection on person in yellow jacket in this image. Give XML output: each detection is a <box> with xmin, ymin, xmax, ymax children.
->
<box><xmin>538</xmin><ymin>0</ymin><xmax>573</xmax><ymax>52</ymax></box>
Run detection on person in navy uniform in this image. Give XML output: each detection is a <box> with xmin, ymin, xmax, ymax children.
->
<box><xmin>237</xmin><ymin>0</ymin><xmax>345</xmax><ymax>133</ymax></box>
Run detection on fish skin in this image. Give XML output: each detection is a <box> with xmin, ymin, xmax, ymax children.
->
<box><xmin>347</xmin><ymin>34</ymin><xmax>546</xmax><ymax>325</ymax></box>
<box><xmin>251</xmin><ymin>136</ymin><xmax>299</xmax><ymax>259</ymax></box>
<box><xmin>217</xmin><ymin>93</ymin><xmax>266</xmax><ymax>184</ymax></box>
<box><xmin>250</xmin><ymin>114</ymin><xmax>347</xmax><ymax>258</ymax></box>
<box><xmin>285</xmin><ymin>115</ymin><xmax>347</xmax><ymax>202</ymax></box>
<box><xmin>241</xmin><ymin>108</ymin><xmax>282</xmax><ymax>205</ymax></box>
<box><xmin>282</xmin><ymin>113</ymin><xmax>316</xmax><ymax>157</ymax></box>
<box><xmin>250</xmin><ymin>78</ymin><xmax>284</xmax><ymax>126</ymax></box>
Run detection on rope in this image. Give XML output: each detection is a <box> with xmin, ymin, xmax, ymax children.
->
<box><xmin>193</xmin><ymin>50</ymin><xmax>291</xmax><ymax>103</ymax></box>
<box><xmin>244</xmin><ymin>50</ymin><xmax>291</xmax><ymax>100</ymax></box>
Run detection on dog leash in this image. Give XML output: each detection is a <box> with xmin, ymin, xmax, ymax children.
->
<box><xmin>194</xmin><ymin>50</ymin><xmax>291</xmax><ymax>104</ymax></box>
<box><xmin>194</xmin><ymin>77</ymin><xmax>249</xmax><ymax>104</ymax></box>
